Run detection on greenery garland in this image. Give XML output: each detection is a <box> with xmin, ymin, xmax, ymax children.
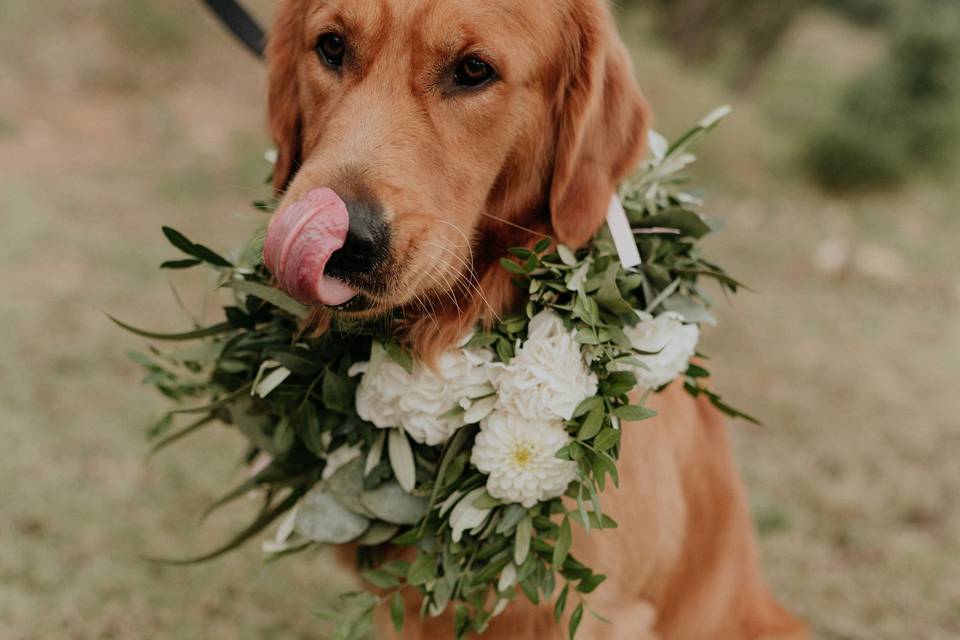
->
<box><xmin>118</xmin><ymin>108</ymin><xmax>754</xmax><ymax>639</ymax></box>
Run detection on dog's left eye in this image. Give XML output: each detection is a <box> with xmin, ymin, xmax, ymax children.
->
<box><xmin>316</xmin><ymin>33</ymin><xmax>346</xmax><ymax>69</ymax></box>
<box><xmin>454</xmin><ymin>56</ymin><xmax>495</xmax><ymax>88</ymax></box>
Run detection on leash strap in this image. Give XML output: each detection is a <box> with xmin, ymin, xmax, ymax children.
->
<box><xmin>200</xmin><ymin>0</ymin><xmax>266</xmax><ymax>60</ymax></box>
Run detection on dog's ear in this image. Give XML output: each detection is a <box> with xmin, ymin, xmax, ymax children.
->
<box><xmin>549</xmin><ymin>2</ymin><xmax>650</xmax><ymax>248</ymax></box>
<box><xmin>267</xmin><ymin>0</ymin><xmax>304</xmax><ymax>194</ymax></box>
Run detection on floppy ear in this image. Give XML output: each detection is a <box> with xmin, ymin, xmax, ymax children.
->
<box><xmin>550</xmin><ymin>2</ymin><xmax>650</xmax><ymax>248</ymax></box>
<box><xmin>267</xmin><ymin>0</ymin><xmax>304</xmax><ymax>194</ymax></box>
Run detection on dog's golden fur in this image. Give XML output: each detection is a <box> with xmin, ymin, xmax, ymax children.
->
<box><xmin>266</xmin><ymin>0</ymin><xmax>807</xmax><ymax>637</ymax></box>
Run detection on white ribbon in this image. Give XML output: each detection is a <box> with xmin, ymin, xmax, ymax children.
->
<box><xmin>606</xmin><ymin>194</ymin><xmax>642</xmax><ymax>270</ymax></box>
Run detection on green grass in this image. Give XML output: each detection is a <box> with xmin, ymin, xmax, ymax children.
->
<box><xmin>2</xmin><ymin>3</ymin><xmax>958</xmax><ymax>639</ymax></box>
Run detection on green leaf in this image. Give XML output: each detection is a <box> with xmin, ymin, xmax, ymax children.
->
<box><xmin>572</xmin><ymin>396</ymin><xmax>603</xmax><ymax>419</ymax></box>
<box><xmin>160</xmin><ymin>258</ymin><xmax>202</xmax><ymax>270</ymax></box>
<box><xmin>472</xmin><ymin>492</ymin><xmax>502</xmax><ymax>509</ymax></box>
<box><xmin>534</xmin><ymin>237</ymin><xmax>553</xmax><ymax>253</ymax></box>
<box><xmin>592</xmin><ymin>428</ymin><xmax>621</xmax><ymax>453</ymax></box>
<box><xmin>596</xmin><ymin>263</ymin><xmax>633</xmax><ymax>315</ymax></box>
<box><xmin>464</xmin><ymin>333</ymin><xmax>498</xmax><ymax>349</ymax></box>
<box><xmin>553</xmin><ymin>517</ymin><xmax>572</xmax><ymax>568</ymax></box>
<box><xmin>454</xmin><ymin>604</ymin><xmax>470</xmax><ymax>639</ymax></box>
<box><xmin>223</xmin><ymin>280</ymin><xmax>311</xmax><ymax>319</ymax></box>
<box><xmin>383</xmin><ymin>340</ymin><xmax>414</xmax><ymax>374</ymax></box>
<box><xmin>500</xmin><ymin>257</ymin><xmax>528</xmax><ymax>275</ymax></box>
<box><xmin>554</xmin><ymin>584</ymin><xmax>569</xmax><ymax>623</ymax></box>
<box><xmin>109</xmin><ymin>316</ymin><xmax>233</xmax><ymax>342</ymax></box>
<box><xmin>576</xmin><ymin>405</ymin><xmax>605</xmax><ymax>441</ymax></box>
<box><xmin>362</xmin><ymin>569</ymin><xmax>400</xmax><ymax>589</ymax></box>
<box><xmin>322</xmin><ymin>371</ymin><xmax>351</xmax><ymax>412</ymax></box>
<box><xmin>577</xmin><ymin>573</ymin><xmax>607</xmax><ymax>594</ymax></box>
<box><xmin>612</xmin><ymin>405</ymin><xmax>658</xmax><ymax>421</ymax></box>
<box><xmin>147</xmin><ymin>488</ymin><xmax>304</xmax><ymax>565</ymax></box>
<box><xmin>272</xmin><ymin>417</ymin><xmax>295</xmax><ymax>453</ymax></box>
<box><xmin>293</xmin><ymin>403</ymin><xmax>326</xmax><ymax>458</ymax></box>
<box><xmin>148</xmin><ymin>415</ymin><xmax>216</xmax><ymax>456</ymax></box>
<box><xmin>382</xmin><ymin>560</ymin><xmax>412</xmax><ymax>577</ymax></box>
<box><xmin>407</xmin><ymin>552</ymin><xmax>437</xmax><ymax>586</ymax></box>
<box><xmin>496</xmin><ymin>337</ymin><xmax>515</xmax><ymax>363</ymax></box>
<box><xmin>390</xmin><ymin>591</ymin><xmax>405</xmax><ymax>633</ymax></box>
<box><xmin>569</xmin><ymin>603</ymin><xmax>584</xmax><ymax>639</ymax></box>
<box><xmin>601</xmin><ymin>371</ymin><xmax>637</xmax><ymax>397</ymax></box>
<box><xmin>514</xmin><ymin>514</ymin><xmax>533</xmax><ymax>566</ymax></box>
<box><xmin>162</xmin><ymin>226</ymin><xmax>233</xmax><ymax>267</ymax></box>
<box><xmin>507</xmin><ymin>247</ymin><xmax>534</xmax><ymax>259</ymax></box>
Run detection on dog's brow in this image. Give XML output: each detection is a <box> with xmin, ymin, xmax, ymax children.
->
<box><xmin>305</xmin><ymin>0</ymin><xmax>393</xmax><ymax>42</ymax></box>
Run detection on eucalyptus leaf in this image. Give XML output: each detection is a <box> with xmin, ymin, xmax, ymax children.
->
<box><xmin>295</xmin><ymin>486</ymin><xmax>370</xmax><ymax>544</ymax></box>
<box><xmin>357</xmin><ymin>521</ymin><xmax>400</xmax><ymax>546</ymax></box>
<box><xmin>327</xmin><ymin>459</ymin><xmax>375</xmax><ymax>517</ymax></box>
<box><xmin>361</xmin><ymin>481</ymin><xmax>429</xmax><ymax>525</ymax></box>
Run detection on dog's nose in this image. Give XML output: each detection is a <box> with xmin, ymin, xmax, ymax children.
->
<box><xmin>325</xmin><ymin>197</ymin><xmax>390</xmax><ymax>275</ymax></box>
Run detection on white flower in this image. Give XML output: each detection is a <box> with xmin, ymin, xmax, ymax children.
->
<box><xmin>623</xmin><ymin>312</ymin><xmax>700</xmax><ymax>390</ymax></box>
<box><xmin>449</xmin><ymin>488</ymin><xmax>493</xmax><ymax>543</ymax></box>
<box><xmin>471</xmin><ymin>412</ymin><xmax>578</xmax><ymax>508</ymax></box>
<box><xmin>491</xmin><ymin>310</ymin><xmax>597</xmax><ymax>421</ymax></box>
<box><xmin>352</xmin><ymin>342</ymin><xmax>494</xmax><ymax>446</ymax></box>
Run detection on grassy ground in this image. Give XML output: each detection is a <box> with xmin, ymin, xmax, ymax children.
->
<box><xmin>1</xmin><ymin>2</ymin><xmax>957</xmax><ymax>638</ymax></box>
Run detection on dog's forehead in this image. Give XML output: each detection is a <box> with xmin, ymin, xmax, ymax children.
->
<box><xmin>305</xmin><ymin>0</ymin><xmax>565</xmax><ymax>59</ymax></box>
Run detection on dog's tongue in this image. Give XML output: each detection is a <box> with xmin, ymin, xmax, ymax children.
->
<box><xmin>264</xmin><ymin>188</ymin><xmax>358</xmax><ymax>307</ymax></box>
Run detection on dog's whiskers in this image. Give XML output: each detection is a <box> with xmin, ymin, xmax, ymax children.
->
<box><xmin>480</xmin><ymin>211</ymin><xmax>549</xmax><ymax>238</ymax></box>
<box><xmin>422</xmin><ymin>240</ymin><xmax>502</xmax><ymax>324</ymax></box>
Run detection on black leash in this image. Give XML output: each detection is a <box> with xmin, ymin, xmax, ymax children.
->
<box><xmin>200</xmin><ymin>0</ymin><xmax>267</xmax><ymax>60</ymax></box>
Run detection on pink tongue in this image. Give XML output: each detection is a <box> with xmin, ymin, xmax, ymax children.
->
<box><xmin>264</xmin><ymin>188</ymin><xmax>359</xmax><ymax>307</ymax></box>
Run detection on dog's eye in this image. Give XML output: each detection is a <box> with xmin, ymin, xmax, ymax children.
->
<box><xmin>316</xmin><ymin>33</ymin><xmax>346</xmax><ymax>68</ymax></box>
<box><xmin>454</xmin><ymin>56</ymin><xmax>495</xmax><ymax>88</ymax></box>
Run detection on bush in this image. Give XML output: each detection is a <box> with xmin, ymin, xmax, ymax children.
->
<box><xmin>803</xmin><ymin>2</ymin><xmax>959</xmax><ymax>192</ymax></box>
<box><xmin>820</xmin><ymin>0</ymin><xmax>894</xmax><ymax>26</ymax></box>
<box><xmin>804</xmin><ymin>127</ymin><xmax>905</xmax><ymax>192</ymax></box>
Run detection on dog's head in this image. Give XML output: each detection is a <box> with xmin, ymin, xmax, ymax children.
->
<box><xmin>264</xmin><ymin>0</ymin><xmax>648</xmax><ymax>354</ymax></box>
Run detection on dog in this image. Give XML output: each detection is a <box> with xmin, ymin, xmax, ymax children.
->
<box><xmin>263</xmin><ymin>0</ymin><xmax>808</xmax><ymax>638</ymax></box>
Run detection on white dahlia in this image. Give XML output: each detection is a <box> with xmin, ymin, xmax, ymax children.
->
<box><xmin>352</xmin><ymin>341</ymin><xmax>494</xmax><ymax>446</ymax></box>
<box><xmin>471</xmin><ymin>412</ymin><xmax>578</xmax><ymax>508</ymax></box>
<box><xmin>491</xmin><ymin>310</ymin><xmax>597</xmax><ymax>421</ymax></box>
<box><xmin>623</xmin><ymin>312</ymin><xmax>700</xmax><ymax>390</ymax></box>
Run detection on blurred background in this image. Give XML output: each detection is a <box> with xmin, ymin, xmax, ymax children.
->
<box><xmin>1</xmin><ymin>0</ymin><xmax>957</xmax><ymax>637</ymax></box>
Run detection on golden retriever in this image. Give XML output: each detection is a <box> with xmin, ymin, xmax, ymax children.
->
<box><xmin>263</xmin><ymin>0</ymin><xmax>808</xmax><ymax>638</ymax></box>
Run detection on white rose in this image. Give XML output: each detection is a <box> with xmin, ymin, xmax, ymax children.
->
<box><xmin>471</xmin><ymin>411</ymin><xmax>578</xmax><ymax>508</ymax></box>
<box><xmin>491</xmin><ymin>310</ymin><xmax>598</xmax><ymax>421</ymax></box>
<box><xmin>623</xmin><ymin>312</ymin><xmax>700</xmax><ymax>390</ymax></box>
<box><xmin>352</xmin><ymin>342</ymin><xmax>494</xmax><ymax>446</ymax></box>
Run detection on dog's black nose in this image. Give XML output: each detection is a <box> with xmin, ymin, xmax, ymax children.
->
<box><xmin>326</xmin><ymin>197</ymin><xmax>390</xmax><ymax>275</ymax></box>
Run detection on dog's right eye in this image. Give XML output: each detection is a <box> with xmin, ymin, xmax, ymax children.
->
<box><xmin>316</xmin><ymin>33</ymin><xmax>346</xmax><ymax>69</ymax></box>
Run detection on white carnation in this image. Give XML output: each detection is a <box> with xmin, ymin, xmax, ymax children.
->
<box><xmin>623</xmin><ymin>312</ymin><xmax>700</xmax><ymax>389</ymax></box>
<box><xmin>471</xmin><ymin>412</ymin><xmax>578</xmax><ymax>508</ymax></box>
<box><xmin>352</xmin><ymin>342</ymin><xmax>494</xmax><ymax>446</ymax></box>
<box><xmin>491</xmin><ymin>310</ymin><xmax>597</xmax><ymax>421</ymax></box>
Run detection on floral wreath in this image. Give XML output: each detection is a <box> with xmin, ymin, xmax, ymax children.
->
<box><xmin>117</xmin><ymin>108</ymin><xmax>754</xmax><ymax>639</ymax></box>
